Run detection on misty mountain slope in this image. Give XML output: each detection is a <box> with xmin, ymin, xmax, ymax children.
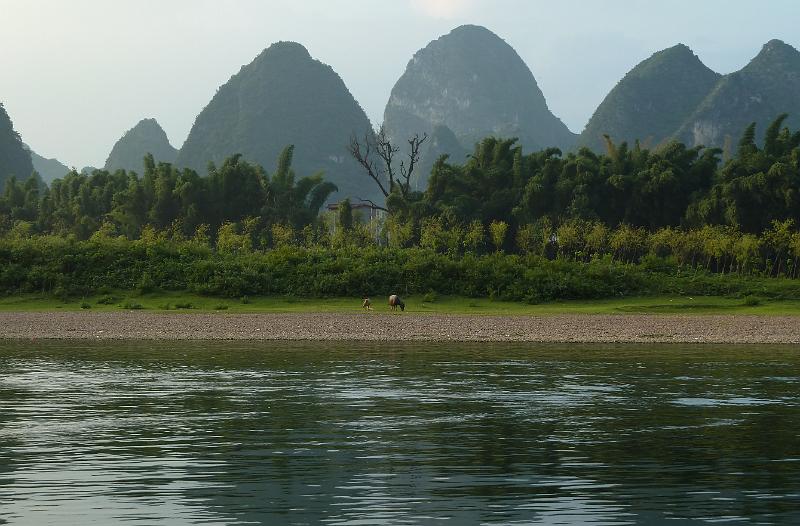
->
<box><xmin>0</xmin><ymin>103</ymin><xmax>34</xmax><ymax>189</ymax></box>
<box><xmin>105</xmin><ymin>118</ymin><xmax>177</xmax><ymax>173</ymax></box>
<box><xmin>27</xmin><ymin>147</ymin><xmax>70</xmax><ymax>184</ymax></box>
<box><xmin>175</xmin><ymin>42</ymin><xmax>376</xmax><ymax>202</ymax></box>
<box><xmin>383</xmin><ymin>25</ymin><xmax>575</xmax><ymax>187</ymax></box>
<box><xmin>676</xmin><ymin>39</ymin><xmax>800</xmax><ymax>148</ymax></box>
<box><xmin>578</xmin><ymin>44</ymin><xmax>720</xmax><ymax>151</ymax></box>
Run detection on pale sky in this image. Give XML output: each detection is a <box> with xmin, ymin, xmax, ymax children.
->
<box><xmin>1</xmin><ymin>0</ymin><xmax>798</xmax><ymax>168</ymax></box>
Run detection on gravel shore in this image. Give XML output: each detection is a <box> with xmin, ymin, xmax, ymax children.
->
<box><xmin>1</xmin><ymin>311</ymin><xmax>799</xmax><ymax>343</ymax></box>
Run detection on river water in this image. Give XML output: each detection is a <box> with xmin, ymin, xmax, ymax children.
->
<box><xmin>0</xmin><ymin>341</ymin><xmax>798</xmax><ymax>525</ymax></box>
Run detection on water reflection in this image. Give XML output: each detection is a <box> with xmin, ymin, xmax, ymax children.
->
<box><xmin>0</xmin><ymin>342</ymin><xmax>799</xmax><ymax>524</ymax></box>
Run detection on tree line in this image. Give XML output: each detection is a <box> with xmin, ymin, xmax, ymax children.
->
<box><xmin>0</xmin><ymin>146</ymin><xmax>335</xmax><ymax>241</ymax></box>
<box><xmin>2</xmin><ymin>115</ymin><xmax>800</xmax><ymax>269</ymax></box>
<box><xmin>370</xmin><ymin>114</ymin><xmax>800</xmax><ymax>235</ymax></box>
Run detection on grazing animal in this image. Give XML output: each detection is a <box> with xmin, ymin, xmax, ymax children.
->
<box><xmin>388</xmin><ymin>294</ymin><xmax>405</xmax><ymax>311</ymax></box>
<box><xmin>362</xmin><ymin>296</ymin><xmax>372</xmax><ymax>310</ymax></box>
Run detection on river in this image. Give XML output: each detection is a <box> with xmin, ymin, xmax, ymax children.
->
<box><xmin>1</xmin><ymin>341</ymin><xmax>798</xmax><ymax>524</ymax></box>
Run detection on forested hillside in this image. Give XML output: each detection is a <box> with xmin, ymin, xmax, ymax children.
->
<box><xmin>175</xmin><ymin>42</ymin><xmax>374</xmax><ymax>202</ymax></box>
<box><xmin>384</xmin><ymin>25</ymin><xmax>575</xmax><ymax>188</ymax></box>
<box><xmin>0</xmin><ymin>103</ymin><xmax>33</xmax><ymax>190</ymax></box>
<box><xmin>578</xmin><ymin>44</ymin><xmax>720</xmax><ymax>151</ymax></box>
<box><xmin>581</xmin><ymin>39</ymin><xmax>800</xmax><ymax>153</ymax></box>
<box><xmin>676</xmin><ymin>40</ymin><xmax>800</xmax><ymax>149</ymax></box>
<box><xmin>105</xmin><ymin>118</ymin><xmax>177</xmax><ymax>173</ymax></box>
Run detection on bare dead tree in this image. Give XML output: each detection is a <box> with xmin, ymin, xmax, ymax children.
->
<box><xmin>348</xmin><ymin>131</ymin><xmax>390</xmax><ymax>199</ymax></box>
<box><xmin>398</xmin><ymin>133</ymin><xmax>427</xmax><ymax>196</ymax></box>
<box><xmin>348</xmin><ymin>126</ymin><xmax>428</xmax><ymax>210</ymax></box>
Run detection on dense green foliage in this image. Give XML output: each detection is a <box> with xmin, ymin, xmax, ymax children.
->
<box><xmin>0</xmin><ymin>146</ymin><xmax>336</xmax><ymax>240</ymax></box>
<box><xmin>3</xmin><ymin>116</ymin><xmax>800</xmax><ymax>246</ymax></box>
<box><xmin>0</xmin><ymin>115</ymin><xmax>800</xmax><ymax>241</ymax></box>
<box><xmin>4</xmin><ymin>114</ymin><xmax>800</xmax><ymax>302</ymax></box>
<box><xmin>387</xmin><ymin>115</ymin><xmax>798</xmax><ymax>237</ymax></box>
<box><xmin>0</xmin><ymin>103</ymin><xmax>34</xmax><ymax>191</ymax></box>
<box><xmin>4</xmin><ymin>233</ymin><xmax>800</xmax><ymax>302</ymax></box>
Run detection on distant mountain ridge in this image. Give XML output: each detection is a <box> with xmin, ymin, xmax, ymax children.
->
<box><xmin>384</xmin><ymin>25</ymin><xmax>575</xmax><ymax>187</ymax></box>
<box><xmin>105</xmin><ymin>118</ymin><xmax>177</xmax><ymax>173</ymax></box>
<box><xmin>26</xmin><ymin>147</ymin><xmax>70</xmax><ymax>184</ymax></box>
<box><xmin>676</xmin><ymin>39</ymin><xmax>800</xmax><ymax>149</ymax></box>
<box><xmin>581</xmin><ymin>39</ymin><xmax>800</xmax><ymax>152</ymax></box>
<box><xmin>175</xmin><ymin>41</ymin><xmax>375</xmax><ymax>202</ymax></box>
<box><xmin>7</xmin><ymin>32</ymin><xmax>800</xmax><ymax>196</ymax></box>
<box><xmin>578</xmin><ymin>44</ymin><xmax>721</xmax><ymax>151</ymax></box>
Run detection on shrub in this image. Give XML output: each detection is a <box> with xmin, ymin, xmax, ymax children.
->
<box><xmin>489</xmin><ymin>221</ymin><xmax>508</xmax><ymax>252</ymax></box>
<box><xmin>53</xmin><ymin>286</ymin><xmax>70</xmax><ymax>302</ymax></box>
<box><xmin>743</xmin><ymin>295</ymin><xmax>762</xmax><ymax>307</ymax></box>
<box><xmin>3</xmin><ymin>234</ymin><xmax>800</xmax><ymax>305</ymax></box>
<box><xmin>137</xmin><ymin>272</ymin><xmax>156</xmax><ymax>295</ymax></box>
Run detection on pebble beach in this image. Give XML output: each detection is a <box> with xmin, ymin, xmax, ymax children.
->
<box><xmin>1</xmin><ymin>311</ymin><xmax>799</xmax><ymax>344</ymax></box>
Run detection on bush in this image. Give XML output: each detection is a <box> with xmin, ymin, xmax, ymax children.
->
<box><xmin>53</xmin><ymin>286</ymin><xmax>70</xmax><ymax>302</ymax></box>
<box><xmin>80</xmin><ymin>301</ymin><xmax>91</xmax><ymax>309</ymax></box>
<box><xmin>137</xmin><ymin>272</ymin><xmax>156</xmax><ymax>295</ymax></box>
<box><xmin>743</xmin><ymin>295</ymin><xmax>762</xmax><ymax>306</ymax></box>
<box><xmin>121</xmin><ymin>301</ymin><xmax>144</xmax><ymax>310</ymax></box>
<box><xmin>2</xmin><ymin>236</ymin><xmax>800</xmax><ymax>304</ymax></box>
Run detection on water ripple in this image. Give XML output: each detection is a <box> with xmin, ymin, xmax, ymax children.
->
<box><xmin>1</xmin><ymin>341</ymin><xmax>799</xmax><ymax>524</ymax></box>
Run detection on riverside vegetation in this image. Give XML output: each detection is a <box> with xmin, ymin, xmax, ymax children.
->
<box><xmin>3</xmin><ymin>117</ymin><xmax>800</xmax><ymax>306</ymax></box>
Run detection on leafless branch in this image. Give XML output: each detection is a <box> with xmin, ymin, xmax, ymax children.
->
<box><xmin>398</xmin><ymin>132</ymin><xmax>428</xmax><ymax>196</ymax></box>
<box><xmin>347</xmin><ymin>127</ymin><xmax>428</xmax><ymax>205</ymax></box>
<box><xmin>348</xmin><ymin>133</ymin><xmax>389</xmax><ymax>197</ymax></box>
<box><xmin>356</xmin><ymin>197</ymin><xmax>389</xmax><ymax>212</ymax></box>
<box><xmin>375</xmin><ymin>127</ymin><xmax>399</xmax><ymax>193</ymax></box>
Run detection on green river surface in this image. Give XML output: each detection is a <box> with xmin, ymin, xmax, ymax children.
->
<box><xmin>0</xmin><ymin>341</ymin><xmax>799</xmax><ymax>525</ymax></box>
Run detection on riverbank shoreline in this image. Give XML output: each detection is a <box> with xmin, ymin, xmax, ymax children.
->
<box><xmin>1</xmin><ymin>312</ymin><xmax>800</xmax><ymax>344</ymax></box>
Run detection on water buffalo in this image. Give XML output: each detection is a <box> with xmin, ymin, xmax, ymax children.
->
<box><xmin>388</xmin><ymin>294</ymin><xmax>405</xmax><ymax>311</ymax></box>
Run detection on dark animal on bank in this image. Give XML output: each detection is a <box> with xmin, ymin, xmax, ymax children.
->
<box><xmin>388</xmin><ymin>294</ymin><xmax>405</xmax><ymax>311</ymax></box>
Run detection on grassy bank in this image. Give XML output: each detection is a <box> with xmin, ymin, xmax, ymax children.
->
<box><xmin>5</xmin><ymin>238</ymin><xmax>800</xmax><ymax>318</ymax></box>
<box><xmin>2</xmin><ymin>292</ymin><xmax>800</xmax><ymax>315</ymax></box>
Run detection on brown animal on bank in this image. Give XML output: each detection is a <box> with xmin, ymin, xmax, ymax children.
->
<box><xmin>388</xmin><ymin>294</ymin><xmax>405</xmax><ymax>311</ymax></box>
<box><xmin>362</xmin><ymin>296</ymin><xmax>372</xmax><ymax>310</ymax></box>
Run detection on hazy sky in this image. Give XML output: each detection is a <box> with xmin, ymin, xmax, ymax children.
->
<box><xmin>1</xmin><ymin>0</ymin><xmax>798</xmax><ymax>168</ymax></box>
